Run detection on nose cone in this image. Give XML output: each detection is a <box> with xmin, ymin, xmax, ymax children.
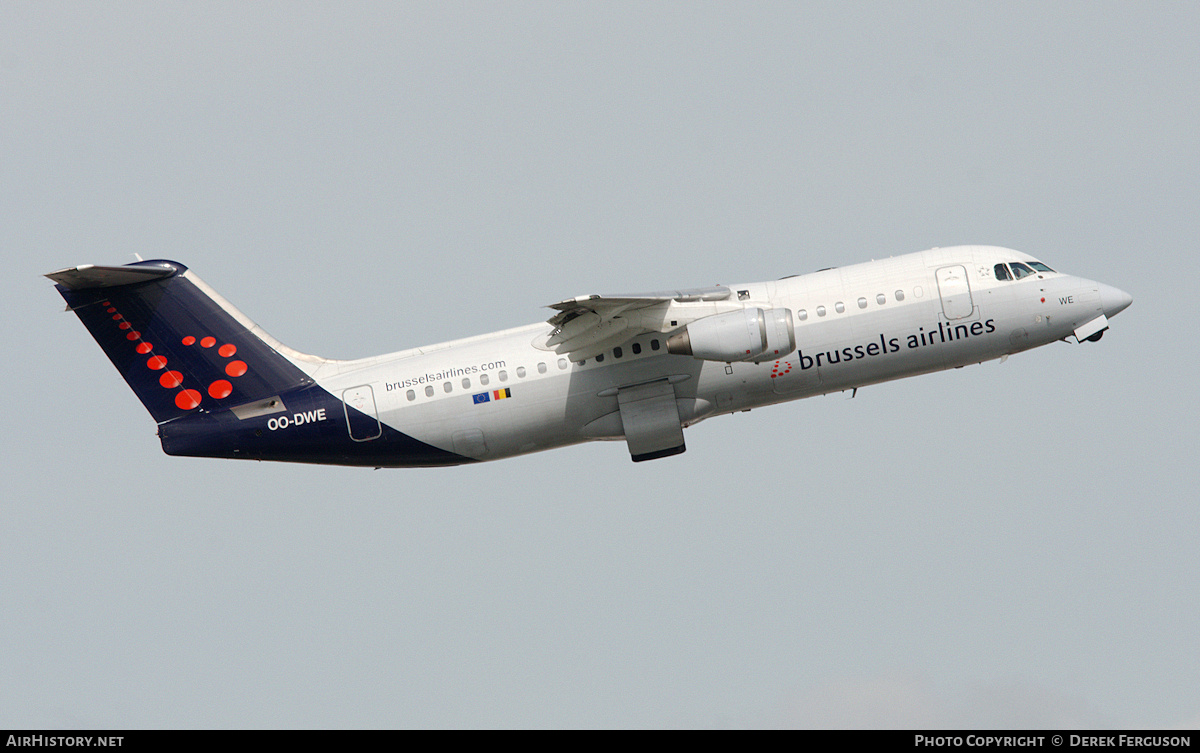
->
<box><xmin>1098</xmin><ymin>283</ymin><xmax>1133</xmax><ymax>318</ymax></box>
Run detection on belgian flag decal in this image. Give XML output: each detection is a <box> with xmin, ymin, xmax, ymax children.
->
<box><xmin>473</xmin><ymin>388</ymin><xmax>512</xmax><ymax>405</ymax></box>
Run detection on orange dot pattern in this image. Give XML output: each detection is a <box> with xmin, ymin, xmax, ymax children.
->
<box><xmin>208</xmin><ymin>380</ymin><xmax>232</xmax><ymax>399</ymax></box>
<box><xmin>179</xmin><ymin>331</ymin><xmax>253</xmax><ymax>410</ymax></box>
<box><xmin>100</xmin><ymin>300</ymin><xmax>251</xmax><ymax>413</ymax></box>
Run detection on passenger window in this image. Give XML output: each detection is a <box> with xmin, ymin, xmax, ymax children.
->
<box><xmin>558</xmin><ymin>358</ymin><xmax>568</xmax><ymax>369</ymax></box>
<box><xmin>425</xmin><ymin>385</ymin><xmax>434</xmax><ymax>397</ymax></box>
<box><xmin>632</xmin><ymin>343</ymin><xmax>642</xmax><ymax>355</ymax></box>
<box><xmin>876</xmin><ymin>294</ymin><xmax>886</xmax><ymax>305</ymax></box>
<box><xmin>480</xmin><ymin>373</ymin><xmax>490</xmax><ymax>386</ymax></box>
<box><xmin>994</xmin><ymin>263</ymin><xmax>1012</xmax><ymax>281</ymax></box>
<box><xmin>406</xmin><ymin>389</ymin><xmax>415</xmax><ymax>401</ymax></box>
<box><xmin>858</xmin><ymin>297</ymin><xmax>867</xmax><ymax>309</ymax></box>
<box><xmin>895</xmin><ymin>290</ymin><xmax>905</xmax><ymax>301</ymax></box>
<box><xmin>914</xmin><ymin>286</ymin><xmax>923</xmax><ymax>298</ymax></box>
<box><xmin>817</xmin><ymin>305</ymin><xmax>826</xmax><ymax>317</ymax></box>
<box><xmin>517</xmin><ymin>366</ymin><xmax>527</xmax><ymax>378</ymax></box>
<box><xmin>537</xmin><ymin>362</ymin><xmax>546</xmax><ymax>374</ymax></box>
<box><xmin>596</xmin><ymin>353</ymin><xmax>604</xmax><ymax>362</ymax></box>
<box><xmin>1010</xmin><ymin>262</ymin><xmax>1035</xmax><ymax>279</ymax></box>
<box><xmin>613</xmin><ymin>347</ymin><xmax>623</xmax><ymax>359</ymax></box>
<box><xmin>498</xmin><ymin>370</ymin><xmax>508</xmax><ymax>382</ymax></box>
<box><xmin>462</xmin><ymin>377</ymin><xmax>471</xmax><ymax>389</ymax></box>
<box><xmin>835</xmin><ymin>302</ymin><xmax>845</xmax><ymax>313</ymax></box>
<box><xmin>443</xmin><ymin>381</ymin><xmax>452</xmax><ymax>393</ymax></box>
<box><xmin>798</xmin><ymin>309</ymin><xmax>808</xmax><ymax>320</ymax></box>
<box><xmin>650</xmin><ymin>339</ymin><xmax>660</xmax><ymax>351</ymax></box>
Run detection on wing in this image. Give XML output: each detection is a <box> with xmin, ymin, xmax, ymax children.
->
<box><xmin>545</xmin><ymin>286</ymin><xmax>734</xmax><ymax>361</ymax></box>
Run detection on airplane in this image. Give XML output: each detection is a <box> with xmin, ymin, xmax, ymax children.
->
<box><xmin>47</xmin><ymin>245</ymin><xmax>1132</xmax><ymax>466</ymax></box>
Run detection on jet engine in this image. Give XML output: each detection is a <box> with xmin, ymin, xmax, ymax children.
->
<box><xmin>666</xmin><ymin>308</ymin><xmax>795</xmax><ymax>363</ymax></box>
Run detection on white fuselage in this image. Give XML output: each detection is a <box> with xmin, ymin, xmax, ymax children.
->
<box><xmin>285</xmin><ymin>245</ymin><xmax>1125</xmax><ymax>462</ymax></box>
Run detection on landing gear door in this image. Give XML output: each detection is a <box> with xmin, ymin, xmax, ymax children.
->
<box><xmin>936</xmin><ymin>265</ymin><xmax>975</xmax><ymax>320</ymax></box>
<box><xmin>342</xmin><ymin>385</ymin><xmax>382</xmax><ymax>441</ymax></box>
<box><xmin>617</xmin><ymin>380</ymin><xmax>686</xmax><ymax>462</ymax></box>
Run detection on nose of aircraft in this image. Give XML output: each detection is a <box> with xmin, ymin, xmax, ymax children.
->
<box><xmin>1098</xmin><ymin>283</ymin><xmax>1133</xmax><ymax>318</ymax></box>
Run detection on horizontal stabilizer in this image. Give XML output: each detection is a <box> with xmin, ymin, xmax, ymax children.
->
<box><xmin>46</xmin><ymin>263</ymin><xmax>178</xmax><ymax>290</ymax></box>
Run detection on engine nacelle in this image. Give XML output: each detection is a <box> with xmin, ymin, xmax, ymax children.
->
<box><xmin>666</xmin><ymin>308</ymin><xmax>795</xmax><ymax>362</ymax></box>
<box><xmin>753</xmin><ymin>307</ymin><xmax>797</xmax><ymax>362</ymax></box>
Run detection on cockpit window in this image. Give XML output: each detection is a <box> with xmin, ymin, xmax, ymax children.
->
<box><xmin>1010</xmin><ymin>262</ymin><xmax>1036</xmax><ymax>279</ymax></box>
<box><xmin>994</xmin><ymin>263</ymin><xmax>1012</xmax><ymax>281</ymax></box>
<box><xmin>1027</xmin><ymin>261</ymin><xmax>1055</xmax><ymax>273</ymax></box>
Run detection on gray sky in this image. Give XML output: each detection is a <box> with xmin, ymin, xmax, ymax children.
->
<box><xmin>3</xmin><ymin>2</ymin><xmax>1197</xmax><ymax>728</ymax></box>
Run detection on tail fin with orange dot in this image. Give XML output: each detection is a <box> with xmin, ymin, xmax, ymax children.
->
<box><xmin>47</xmin><ymin>260</ymin><xmax>314</xmax><ymax>424</ymax></box>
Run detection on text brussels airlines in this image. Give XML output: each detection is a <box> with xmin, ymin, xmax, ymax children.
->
<box><xmin>798</xmin><ymin>320</ymin><xmax>997</xmax><ymax>370</ymax></box>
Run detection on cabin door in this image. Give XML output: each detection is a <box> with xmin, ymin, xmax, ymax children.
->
<box><xmin>342</xmin><ymin>385</ymin><xmax>382</xmax><ymax>441</ymax></box>
<box><xmin>936</xmin><ymin>265</ymin><xmax>975</xmax><ymax>320</ymax></box>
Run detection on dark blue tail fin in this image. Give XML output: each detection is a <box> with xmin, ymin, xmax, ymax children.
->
<box><xmin>49</xmin><ymin>260</ymin><xmax>313</xmax><ymax>424</ymax></box>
